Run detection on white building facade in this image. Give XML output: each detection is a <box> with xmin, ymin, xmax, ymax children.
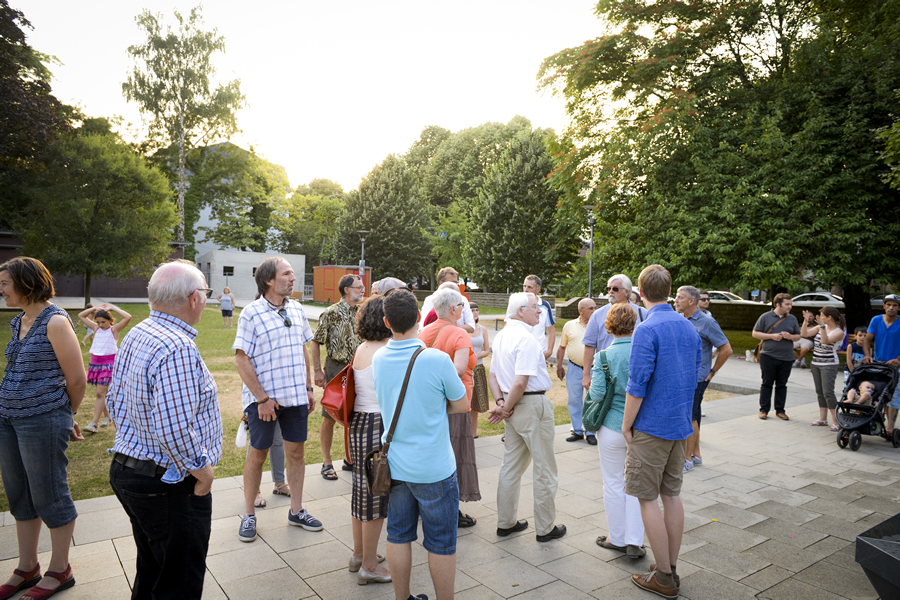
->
<box><xmin>196</xmin><ymin>249</ymin><xmax>306</xmax><ymax>306</ymax></box>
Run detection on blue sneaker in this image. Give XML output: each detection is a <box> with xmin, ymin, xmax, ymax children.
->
<box><xmin>288</xmin><ymin>508</ymin><xmax>323</xmax><ymax>531</ymax></box>
<box><xmin>238</xmin><ymin>514</ymin><xmax>257</xmax><ymax>542</ymax></box>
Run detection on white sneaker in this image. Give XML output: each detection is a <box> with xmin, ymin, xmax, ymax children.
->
<box><xmin>83</xmin><ymin>422</ymin><xmax>98</xmax><ymax>433</ymax></box>
<box><xmin>99</xmin><ymin>417</ymin><xmax>112</xmax><ymax>427</ymax></box>
<box><xmin>683</xmin><ymin>459</ymin><xmax>694</xmax><ymax>473</ymax></box>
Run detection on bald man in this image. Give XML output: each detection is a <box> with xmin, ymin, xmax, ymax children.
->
<box><xmin>557</xmin><ymin>298</ymin><xmax>598</xmax><ymax>444</ymax></box>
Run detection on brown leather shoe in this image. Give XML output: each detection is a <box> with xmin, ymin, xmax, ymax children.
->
<box><xmin>649</xmin><ymin>564</ymin><xmax>679</xmax><ymax>588</ymax></box>
<box><xmin>632</xmin><ymin>570</ymin><xmax>677</xmax><ymax>599</ymax></box>
<box><xmin>776</xmin><ymin>413</ymin><xmax>789</xmax><ymax>421</ymax></box>
<box><xmin>758</xmin><ymin>412</ymin><xmax>768</xmax><ymax>420</ymax></box>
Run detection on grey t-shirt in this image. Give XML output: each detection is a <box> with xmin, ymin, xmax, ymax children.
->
<box><xmin>753</xmin><ymin>311</ymin><xmax>800</xmax><ymax>361</ymax></box>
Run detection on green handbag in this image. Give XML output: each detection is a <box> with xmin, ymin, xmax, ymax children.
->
<box><xmin>582</xmin><ymin>350</ymin><xmax>616</xmax><ymax>432</ymax></box>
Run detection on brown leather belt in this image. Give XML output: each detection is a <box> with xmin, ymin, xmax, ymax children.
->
<box><xmin>113</xmin><ymin>452</ymin><xmax>167</xmax><ymax>476</ymax></box>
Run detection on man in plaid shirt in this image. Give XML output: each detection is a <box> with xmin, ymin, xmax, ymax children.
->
<box><xmin>234</xmin><ymin>257</ymin><xmax>323</xmax><ymax>542</ymax></box>
<box><xmin>107</xmin><ymin>261</ymin><xmax>222</xmax><ymax>598</ymax></box>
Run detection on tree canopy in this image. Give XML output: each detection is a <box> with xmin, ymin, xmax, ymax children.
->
<box><xmin>271</xmin><ymin>185</ymin><xmax>345</xmax><ymax>266</ymax></box>
<box><xmin>14</xmin><ymin>119</ymin><xmax>175</xmax><ymax>304</ymax></box>
<box><xmin>539</xmin><ymin>0</ymin><xmax>900</xmax><ymax>325</ymax></box>
<box><xmin>123</xmin><ymin>5</ymin><xmax>245</xmax><ymax>243</ymax></box>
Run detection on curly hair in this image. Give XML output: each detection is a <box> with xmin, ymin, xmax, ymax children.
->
<box><xmin>605</xmin><ymin>302</ymin><xmax>637</xmax><ymax>336</ymax></box>
<box><xmin>356</xmin><ymin>296</ymin><xmax>392</xmax><ymax>341</ymax></box>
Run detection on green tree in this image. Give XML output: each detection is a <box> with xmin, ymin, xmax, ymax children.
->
<box><xmin>292</xmin><ymin>178</ymin><xmax>343</xmax><ymax>198</ymax></box>
<box><xmin>332</xmin><ymin>155</ymin><xmax>431</xmax><ymax>281</ymax></box>
<box><xmin>271</xmin><ymin>191</ymin><xmax>345</xmax><ymax>265</ymax></box>
<box><xmin>123</xmin><ymin>5</ymin><xmax>246</xmax><ymax>243</ymax></box>
<box><xmin>195</xmin><ymin>144</ymin><xmax>291</xmax><ymax>252</ymax></box>
<box><xmin>467</xmin><ymin>130</ymin><xmax>581</xmax><ymax>291</ymax></box>
<box><xmin>14</xmin><ymin>119</ymin><xmax>176</xmax><ymax>304</ymax></box>
<box><xmin>539</xmin><ymin>0</ymin><xmax>900</xmax><ymax>327</ymax></box>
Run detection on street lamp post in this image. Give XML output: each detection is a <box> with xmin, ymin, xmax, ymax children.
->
<box><xmin>357</xmin><ymin>230</ymin><xmax>369</xmax><ymax>280</ymax></box>
<box><xmin>583</xmin><ymin>205</ymin><xmax>596</xmax><ymax>299</ymax></box>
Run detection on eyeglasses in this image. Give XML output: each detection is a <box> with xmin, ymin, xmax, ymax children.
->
<box><xmin>195</xmin><ymin>288</ymin><xmax>213</xmax><ymax>299</ymax></box>
<box><xmin>699</xmin><ymin>297</ymin><xmax>710</xmax><ymax>302</ymax></box>
<box><xmin>277</xmin><ymin>308</ymin><xmax>292</xmax><ymax>328</ymax></box>
<box><xmin>350</xmin><ymin>285</ymin><xmax>366</xmax><ymax>291</ymax></box>
<box><xmin>456</xmin><ymin>302</ymin><xmax>466</xmax><ymax>308</ymax></box>
<box><xmin>607</xmin><ymin>286</ymin><xmax>623</xmax><ymax>293</ymax></box>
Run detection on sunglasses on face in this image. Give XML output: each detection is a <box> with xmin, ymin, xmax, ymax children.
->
<box><xmin>700</xmin><ymin>297</ymin><xmax>710</xmax><ymax>302</ymax></box>
<box><xmin>277</xmin><ymin>308</ymin><xmax>292</xmax><ymax>328</ymax></box>
<box><xmin>607</xmin><ymin>286</ymin><xmax>623</xmax><ymax>293</ymax></box>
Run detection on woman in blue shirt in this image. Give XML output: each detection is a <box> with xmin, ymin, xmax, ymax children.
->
<box><xmin>590</xmin><ymin>303</ymin><xmax>646</xmax><ymax>558</ymax></box>
<box><xmin>0</xmin><ymin>257</ymin><xmax>86</xmax><ymax>599</ymax></box>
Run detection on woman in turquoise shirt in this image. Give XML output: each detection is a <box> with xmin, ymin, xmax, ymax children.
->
<box><xmin>590</xmin><ymin>303</ymin><xmax>646</xmax><ymax>558</ymax></box>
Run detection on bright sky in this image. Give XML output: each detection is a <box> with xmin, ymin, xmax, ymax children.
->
<box><xmin>16</xmin><ymin>0</ymin><xmax>602</xmax><ymax>192</ymax></box>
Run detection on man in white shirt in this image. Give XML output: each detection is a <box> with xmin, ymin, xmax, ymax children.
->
<box><xmin>523</xmin><ymin>275</ymin><xmax>556</xmax><ymax>359</ymax></box>
<box><xmin>419</xmin><ymin>266</ymin><xmax>475</xmax><ymax>333</ymax></box>
<box><xmin>489</xmin><ymin>292</ymin><xmax>565</xmax><ymax>543</ymax></box>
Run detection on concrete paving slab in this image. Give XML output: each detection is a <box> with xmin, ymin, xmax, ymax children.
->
<box><xmin>757</xmin><ymin>576</ymin><xmax>847</xmax><ymax>600</ymax></box>
<box><xmin>206</xmin><ymin>542</ymin><xmax>287</xmax><ymax>584</ymax></box>
<box><xmin>744</xmin><ymin>517</ymin><xmax>828</xmax><ymax>549</ymax></box>
<box><xmin>538</xmin><ymin>551</ymin><xmax>632</xmax><ymax>593</ymax></box>
<box><xmin>680</xmin><ymin>569</ymin><xmax>760</xmax><ymax>600</ymax></box>
<box><xmin>799</xmin><ymin>497</ymin><xmax>874</xmax><ymax>522</ymax></box>
<box><xmin>219</xmin><ymin>566</ymin><xmax>317</xmax><ymax>599</ymax></box>
<box><xmin>748</xmin><ymin>500</ymin><xmax>822</xmax><ymax>526</ymax></box>
<box><xmin>793</xmin><ymin>560</ymin><xmax>877</xmax><ymax>600</ymax></box>
<box><xmin>681</xmin><ymin>542</ymin><xmax>771</xmax><ymax>581</ymax></box>
<box><xmin>739</xmin><ymin>564</ymin><xmax>795</xmax><ymax>592</ymax></box>
<box><xmin>462</xmin><ymin>555</ymin><xmax>556</xmax><ymax>598</ymax></box>
<box><xmin>689</xmin><ymin>521</ymin><xmax>769</xmax><ymax>552</ymax></box>
<box><xmin>695</xmin><ymin>502</ymin><xmax>769</xmax><ymax>529</ymax></box>
<box><xmin>495</xmin><ymin>530</ymin><xmax>579</xmax><ymax>566</ymax></box>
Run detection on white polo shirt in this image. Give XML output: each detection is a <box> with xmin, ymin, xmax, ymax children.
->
<box><xmin>492</xmin><ymin>318</ymin><xmax>552</xmax><ymax>394</ymax></box>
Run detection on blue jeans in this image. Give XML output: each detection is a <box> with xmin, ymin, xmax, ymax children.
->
<box><xmin>110</xmin><ymin>460</ymin><xmax>212</xmax><ymax>599</ymax></box>
<box><xmin>0</xmin><ymin>405</ymin><xmax>77</xmax><ymax>528</ymax></box>
<box><xmin>387</xmin><ymin>472</ymin><xmax>459</xmax><ymax>555</ymax></box>
<box><xmin>692</xmin><ymin>380</ymin><xmax>710</xmax><ymax>425</ymax></box>
<box><xmin>566</xmin><ymin>363</ymin><xmax>586</xmax><ymax>434</ymax></box>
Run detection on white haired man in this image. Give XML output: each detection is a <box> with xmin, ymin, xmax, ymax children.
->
<box><xmin>107</xmin><ymin>261</ymin><xmax>222</xmax><ymax>598</ymax></box>
<box><xmin>489</xmin><ymin>292</ymin><xmax>566</xmax><ymax>543</ymax></box>
<box><xmin>582</xmin><ymin>274</ymin><xmax>646</xmax><ymax>390</ymax></box>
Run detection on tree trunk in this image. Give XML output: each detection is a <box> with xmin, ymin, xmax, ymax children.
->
<box><xmin>84</xmin><ymin>269</ymin><xmax>92</xmax><ymax>307</ymax></box>
<box><xmin>841</xmin><ymin>283</ymin><xmax>871</xmax><ymax>332</ymax></box>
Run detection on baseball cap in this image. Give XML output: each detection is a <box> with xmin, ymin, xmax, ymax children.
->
<box><xmin>883</xmin><ymin>294</ymin><xmax>900</xmax><ymax>305</ymax></box>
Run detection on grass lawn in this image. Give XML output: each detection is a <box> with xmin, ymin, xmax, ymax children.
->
<box><xmin>0</xmin><ymin>302</ymin><xmax>759</xmax><ymax>510</ymax></box>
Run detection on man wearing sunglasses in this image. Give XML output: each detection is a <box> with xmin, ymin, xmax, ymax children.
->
<box><xmin>234</xmin><ymin>257</ymin><xmax>322</xmax><ymax>543</ymax></box>
<box><xmin>582</xmin><ymin>274</ymin><xmax>646</xmax><ymax>392</ymax></box>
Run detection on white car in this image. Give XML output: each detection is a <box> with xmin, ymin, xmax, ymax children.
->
<box><xmin>707</xmin><ymin>291</ymin><xmax>764</xmax><ymax>305</ymax></box>
<box><xmin>791</xmin><ymin>293</ymin><xmax>844</xmax><ymax>308</ymax></box>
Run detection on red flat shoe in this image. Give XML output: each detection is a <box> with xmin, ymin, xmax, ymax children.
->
<box><xmin>0</xmin><ymin>563</ymin><xmax>41</xmax><ymax>600</ymax></box>
<box><xmin>21</xmin><ymin>565</ymin><xmax>75</xmax><ymax>600</ymax></box>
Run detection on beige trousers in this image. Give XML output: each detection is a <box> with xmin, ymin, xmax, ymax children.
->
<box><xmin>497</xmin><ymin>394</ymin><xmax>559</xmax><ymax>536</ymax></box>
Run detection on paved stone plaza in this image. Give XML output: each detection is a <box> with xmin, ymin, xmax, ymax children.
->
<box><xmin>0</xmin><ymin>359</ymin><xmax>897</xmax><ymax>599</ymax></box>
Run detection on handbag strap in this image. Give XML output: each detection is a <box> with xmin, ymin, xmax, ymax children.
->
<box><xmin>766</xmin><ymin>314</ymin><xmax>787</xmax><ymax>334</ymax></box>
<box><xmin>599</xmin><ymin>350</ymin><xmax>612</xmax><ymax>383</ymax></box>
<box><xmin>381</xmin><ymin>346</ymin><xmax>426</xmax><ymax>457</ymax></box>
<box><xmin>427</xmin><ymin>323</ymin><xmax>452</xmax><ymax>348</ymax></box>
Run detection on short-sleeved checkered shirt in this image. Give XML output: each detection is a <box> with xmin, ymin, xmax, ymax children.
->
<box><xmin>233</xmin><ymin>297</ymin><xmax>314</xmax><ymax>410</ymax></box>
<box><xmin>107</xmin><ymin>311</ymin><xmax>222</xmax><ymax>484</ymax></box>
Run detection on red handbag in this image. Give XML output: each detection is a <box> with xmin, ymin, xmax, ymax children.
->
<box><xmin>321</xmin><ymin>358</ymin><xmax>356</xmax><ymax>462</ymax></box>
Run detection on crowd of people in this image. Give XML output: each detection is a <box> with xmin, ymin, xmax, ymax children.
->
<box><xmin>2</xmin><ymin>253</ymin><xmax>899</xmax><ymax>600</ymax></box>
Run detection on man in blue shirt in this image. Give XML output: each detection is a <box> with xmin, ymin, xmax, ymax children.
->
<box><xmin>862</xmin><ymin>294</ymin><xmax>900</xmax><ymax>431</ymax></box>
<box><xmin>622</xmin><ymin>265</ymin><xmax>701</xmax><ymax>599</ymax></box>
<box><xmin>674</xmin><ymin>286</ymin><xmax>733</xmax><ymax>473</ymax></box>
<box><xmin>374</xmin><ymin>289</ymin><xmax>468</xmax><ymax>600</ymax></box>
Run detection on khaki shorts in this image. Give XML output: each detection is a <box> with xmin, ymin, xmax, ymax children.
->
<box><xmin>624</xmin><ymin>430</ymin><xmax>687</xmax><ymax>500</ymax></box>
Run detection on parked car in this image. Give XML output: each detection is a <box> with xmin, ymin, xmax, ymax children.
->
<box><xmin>871</xmin><ymin>295</ymin><xmax>885</xmax><ymax>307</ymax></box>
<box><xmin>791</xmin><ymin>292</ymin><xmax>845</xmax><ymax>308</ymax></box>
<box><xmin>707</xmin><ymin>291</ymin><xmax>765</xmax><ymax>305</ymax></box>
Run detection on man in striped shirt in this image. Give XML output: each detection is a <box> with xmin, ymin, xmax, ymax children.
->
<box><xmin>107</xmin><ymin>261</ymin><xmax>222</xmax><ymax>599</ymax></box>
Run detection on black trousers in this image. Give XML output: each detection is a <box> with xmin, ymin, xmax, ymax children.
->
<box><xmin>110</xmin><ymin>460</ymin><xmax>212</xmax><ymax>600</ymax></box>
<box><xmin>759</xmin><ymin>354</ymin><xmax>793</xmax><ymax>415</ymax></box>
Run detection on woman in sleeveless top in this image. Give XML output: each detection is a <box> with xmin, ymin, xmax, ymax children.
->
<box><xmin>217</xmin><ymin>287</ymin><xmax>236</xmax><ymax>327</ymax></box>
<box><xmin>348</xmin><ymin>297</ymin><xmax>391</xmax><ymax>584</ymax></box>
<box><xmin>77</xmin><ymin>303</ymin><xmax>132</xmax><ymax>433</ymax></box>
<box><xmin>468</xmin><ymin>302</ymin><xmax>491</xmax><ymax>437</ymax></box>
<box><xmin>803</xmin><ymin>306</ymin><xmax>846</xmax><ymax>430</ymax></box>
<box><xmin>0</xmin><ymin>257</ymin><xmax>86</xmax><ymax>598</ymax></box>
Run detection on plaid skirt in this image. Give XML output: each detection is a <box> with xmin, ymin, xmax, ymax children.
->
<box><xmin>87</xmin><ymin>354</ymin><xmax>115</xmax><ymax>386</ymax></box>
<box><xmin>350</xmin><ymin>411</ymin><xmax>388</xmax><ymax>521</ymax></box>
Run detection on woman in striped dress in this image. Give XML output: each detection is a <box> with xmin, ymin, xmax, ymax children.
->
<box><xmin>0</xmin><ymin>257</ymin><xmax>86</xmax><ymax>599</ymax></box>
<box><xmin>347</xmin><ymin>297</ymin><xmax>391</xmax><ymax>585</ymax></box>
<box><xmin>803</xmin><ymin>306</ymin><xmax>846</xmax><ymax>430</ymax></box>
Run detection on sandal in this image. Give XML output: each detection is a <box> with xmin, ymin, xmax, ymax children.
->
<box><xmin>596</xmin><ymin>535</ymin><xmax>627</xmax><ymax>552</ymax></box>
<box><xmin>457</xmin><ymin>511</ymin><xmax>477</xmax><ymax>528</ymax></box>
<box><xmin>321</xmin><ymin>464</ymin><xmax>338</xmax><ymax>481</ymax></box>
<box><xmin>341</xmin><ymin>460</ymin><xmax>353</xmax><ymax>471</ymax></box>
<box><xmin>0</xmin><ymin>563</ymin><xmax>41</xmax><ymax>599</ymax></box>
<box><xmin>21</xmin><ymin>564</ymin><xmax>75</xmax><ymax>600</ymax></box>
<box><xmin>254</xmin><ymin>492</ymin><xmax>266</xmax><ymax>508</ymax></box>
<box><xmin>830</xmin><ymin>424</ymin><xmax>840</xmax><ymax>431</ymax></box>
<box><xmin>810</xmin><ymin>420</ymin><xmax>828</xmax><ymax>426</ymax></box>
<box><xmin>273</xmin><ymin>482</ymin><xmax>291</xmax><ymax>496</ymax></box>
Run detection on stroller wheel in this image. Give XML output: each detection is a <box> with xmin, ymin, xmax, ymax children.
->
<box><xmin>837</xmin><ymin>429</ymin><xmax>849</xmax><ymax>449</ymax></box>
<box><xmin>892</xmin><ymin>429</ymin><xmax>900</xmax><ymax>448</ymax></box>
<box><xmin>849</xmin><ymin>431</ymin><xmax>862</xmax><ymax>451</ymax></box>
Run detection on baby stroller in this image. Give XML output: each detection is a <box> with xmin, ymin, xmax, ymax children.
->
<box><xmin>835</xmin><ymin>362</ymin><xmax>899</xmax><ymax>451</ymax></box>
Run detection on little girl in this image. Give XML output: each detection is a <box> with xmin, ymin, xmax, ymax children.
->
<box><xmin>78</xmin><ymin>303</ymin><xmax>132</xmax><ymax>433</ymax></box>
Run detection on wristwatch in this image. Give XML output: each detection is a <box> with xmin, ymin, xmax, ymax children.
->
<box><xmin>306</xmin><ymin>386</ymin><xmax>314</xmax><ymax>392</ymax></box>
<box><xmin>709</xmin><ymin>369</ymin><xmax>717</xmax><ymax>376</ymax></box>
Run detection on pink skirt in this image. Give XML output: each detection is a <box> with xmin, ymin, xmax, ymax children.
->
<box><xmin>88</xmin><ymin>353</ymin><xmax>115</xmax><ymax>386</ymax></box>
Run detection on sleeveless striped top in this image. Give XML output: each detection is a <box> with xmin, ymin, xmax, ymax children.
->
<box><xmin>1</xmin><ymin>304</ymin><xmax>74</xmax><ymax>418</ymax></box>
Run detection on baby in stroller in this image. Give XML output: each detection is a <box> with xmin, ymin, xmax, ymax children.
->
<box><xmin>847</xmin><ymin>381</ymin><xmax>876</xmax><ymax>406</ymax></box>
